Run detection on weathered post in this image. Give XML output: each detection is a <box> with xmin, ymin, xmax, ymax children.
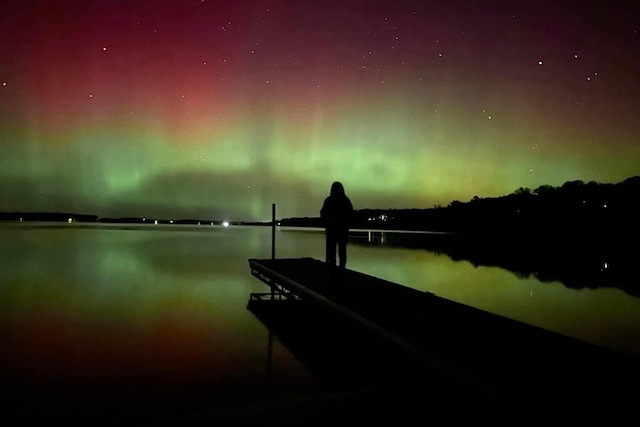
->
<box><xmin>270</xmin><ymin>203</ymin><xmax>276</xmax><ymax>300</ymax></box>
<box><xmin>271</xmin><ymin>203</ymin><xmax>276</xmax><ymax>259</ymax></box>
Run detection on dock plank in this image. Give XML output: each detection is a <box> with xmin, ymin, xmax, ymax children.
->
<box><xmin>248</xmin><ymin>257</ymin><xmax>637</xmax><ymax>424</ymax></box>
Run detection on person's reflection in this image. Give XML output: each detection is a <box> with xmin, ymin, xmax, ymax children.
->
<box><xmin>320</xmin><ymin>181</ymin><xmax>354</xmax><ymax>268</ymax></box>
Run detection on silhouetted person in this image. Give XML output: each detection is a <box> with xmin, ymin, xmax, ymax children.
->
<box><xmin>320</xmin><ymin>181</ymin><xmax>353</xmax><ymax>268</ymax></box>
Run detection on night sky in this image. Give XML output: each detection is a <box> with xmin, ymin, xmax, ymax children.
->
<box><xmin>1</xmin><ymin>0</ymin><xmax>639</xmax><ymax>221</ymax></box>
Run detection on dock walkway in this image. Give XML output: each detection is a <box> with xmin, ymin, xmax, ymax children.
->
<box><xmin>248</xmin><ymin>257</ymin><xmax>636</xmax><ymax>424</ymax></box>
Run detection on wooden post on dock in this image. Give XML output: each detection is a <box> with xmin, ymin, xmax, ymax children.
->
<box><xmin>271</xmin><ymin>203</ymin><xmax>276</xmax><ymax>259</ymax></box>
<box><xmin>270</xmin><ymin>203</ymin><xmax>276</xmax><ymax>299</ymax></box>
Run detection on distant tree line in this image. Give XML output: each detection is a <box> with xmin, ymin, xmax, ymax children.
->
<box><xmin>0</xmin><ymin>212</ymin><xmax>100</xmax><ymax>223</ymax></box>
<box><xmin>281</xmin><ymin>176</ymin><xmax>640</xmax><ymax>236</ymax></box>
<box><xmin>3</xmin><ymin>176</ymin><xmax>638</xmax><ymax>235</ymax></box>
<box><xmin>0</xmin><ymin>212</ymin><xmax>236</xmax><ymax>226</ymax></box>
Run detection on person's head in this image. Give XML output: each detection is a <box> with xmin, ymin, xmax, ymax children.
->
<box><xmin>330</xmin><ymin>181</ymin><xmax>345</xmax><ymax>197</ymax></box>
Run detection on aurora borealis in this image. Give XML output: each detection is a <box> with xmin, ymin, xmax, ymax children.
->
<box><xmin>1</xmin><ymin>0</ymin><xmax>639</xmax><ymax>221</ymax></box>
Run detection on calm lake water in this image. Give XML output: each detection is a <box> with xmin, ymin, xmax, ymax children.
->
<box><xmin>1</xmin><ymin>223</ymin><xmax>639</xmax><ymax>422</ymax></box>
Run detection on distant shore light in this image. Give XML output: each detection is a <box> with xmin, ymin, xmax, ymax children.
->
<box><xmin>222</xmin><ymin>221</ymin><xmax>230</xmax><ymax>227</ymax></box>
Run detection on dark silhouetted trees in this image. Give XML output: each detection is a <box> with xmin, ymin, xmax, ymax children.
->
<box><xmin>280</xmin><ymin>176</ymin><xmax>640</xmax><ymax>236</ymax></box>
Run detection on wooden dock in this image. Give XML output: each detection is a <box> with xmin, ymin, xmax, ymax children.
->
<box><xmin>248</xmin><ymin>257</ymin><xmax>637</xmax><ymax>425</ymax></box>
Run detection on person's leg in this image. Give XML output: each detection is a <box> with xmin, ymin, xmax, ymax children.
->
<box><xmin>325</xmin><ymin>229</ymin><xmax>337</xmax><ymax>265</ymax></box>
<box><xmin>337</xmin><ymin>230</ymin><xmax>348</xmax><ymax>268</ymax></box>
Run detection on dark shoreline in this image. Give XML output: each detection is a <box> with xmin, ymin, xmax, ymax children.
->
<box><xmin>3</xmin><ymin>217</ymin><xmax>638</xmax><ymax>298</ymax></box>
